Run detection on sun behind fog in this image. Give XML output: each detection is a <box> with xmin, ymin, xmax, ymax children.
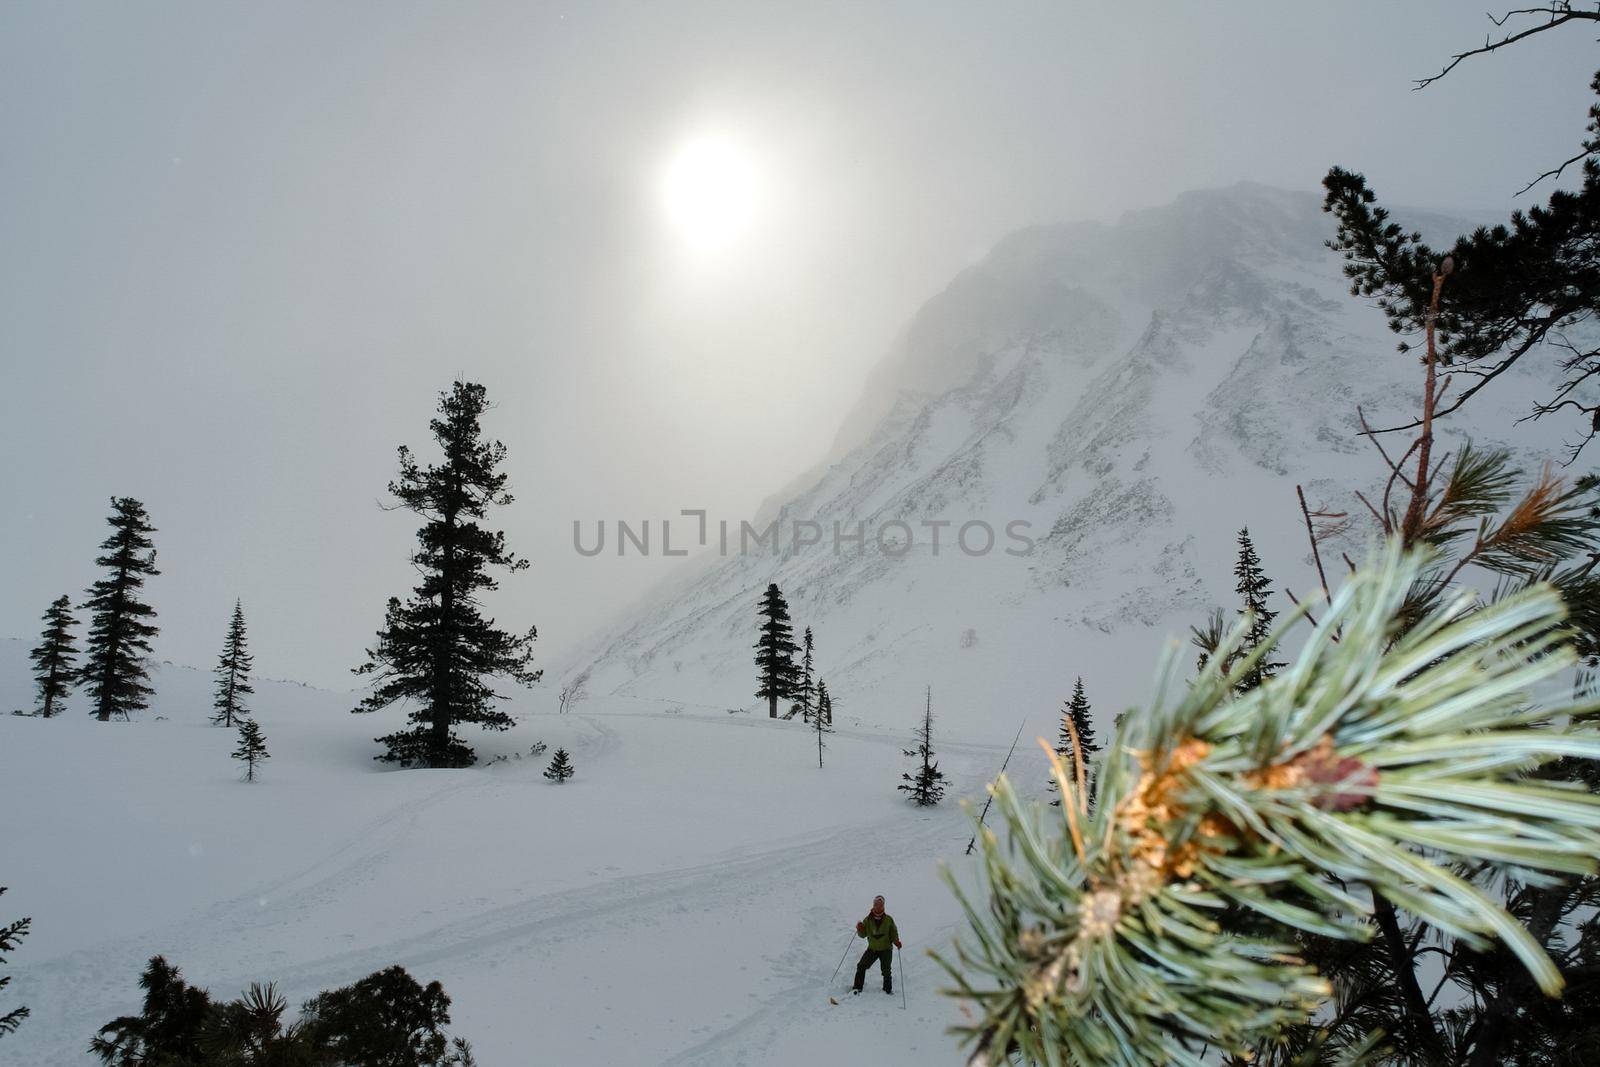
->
<box><xmin>661</xmin><ymin>137</ymin><xmax>758</xmax><ymax>251</ymax></box>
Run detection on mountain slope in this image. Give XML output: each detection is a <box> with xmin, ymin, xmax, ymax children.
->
<box><xmin>568</xmin><ymin>183</ymin><xmax>1570</xmax><ymax>739</ymax></box>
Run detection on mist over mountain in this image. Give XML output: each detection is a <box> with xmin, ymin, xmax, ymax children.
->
<box><xmin>565</xmin><ymin>182</ymin><xmax>1569</xmax><ymax>739</ymax></box>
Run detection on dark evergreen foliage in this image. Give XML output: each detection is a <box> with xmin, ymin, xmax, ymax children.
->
<box><xmin>299</xmin><ymin>965</ymin><xmax>462</xmax><ymax>1066</ymax></box>
<box><xmin>788</xmin><ymin>626</ymin><xmax>815</xmax><ymax>722</ymax></box>
<box><xmin>211</xmin><ymin>600</ymin><xmax>255</xmax><ymax>728</ymax></box>
<box><xmin>753</xmin><ymin>583</ymin><xmax>799</xmax><ymax>718</ymax></box>
<box><xmin>79</xmin><ymin>497</ymin><xmax>160</xmax><ymax>722</ymax></box>
<box><xmin>898</xmin><ymin>687</ymin><xmax>947</xmax><ymax>806</ymax></box>
<box><xmin>90</xmin><ymin>955</ymin><xmax>213</xmax><ymax>1065</ymax></box>
<box><xmin>813</xmin><ymin>681</ymin><xmax>832</xmax><ymax>768</ymax></box>
<box><xmin>232</xmin><ymin>720</ymin><xmax>270</xmax><ymax>782</ymax></box>
<box><xmin>1232</xmin><ymin>528</ymin><xmax>1282</xmax><ymax>691</ymax></box>
<box><xmin>0</xmin><ymin>887</ymin><xmax>28</xmax><ymax>1039</ymax></box>
<box><xmin>543</xmin><ymin>747</ymin><xmax>574</xmax><ymax>783</ymax></box>
<box><xmin>1323</xmin><ymin>29</ymin><xmax>1600</xmax><ymax>461</ymax></box>
<box><xmin>351</xmin><ymin>381</ymin><xmax>542</xmax><ymax>768</ymax></box>
<box><xmin>29</xmin><ymin>594</ymin><xmax>79</xmax><ymax>718</ymax></box>
<box><xmin>1048</xmin><ymin>677</ymin><xmax>1098</xmax><ymax>808</ymax></box>
<box><xmin>90</xmin><ymin>956</ymin><xmax>474</xmax><ymax>1066</ymax></box>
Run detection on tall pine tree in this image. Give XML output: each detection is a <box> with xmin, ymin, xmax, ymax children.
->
<box><xmin>753</xmin><ymin>583</ymin><xmax>799</xmax><ymax>718</ymax></box>
<box><xmin>898</xmin><ymin>687</ymin><xmax>947</xmax><ymax>806</ymax></box>
<box><xmin>1232</xmin><ymin>527</ymin><xmax>1282</xmax><ymax>692</ymax></box>
<box><xmin>232</xmin><ymin>719</ymin><xmax>270</xmax><ymax>782</ymax></box>
<box><xmin>1049</xmin><ymin>677</ymin><xmax>1098</xmax><ymax>808</ymax></box>
<box><xmin>28</xmin><ymin>594</ymin><xmax>79</xmax><ymax>718</ymax></box>
<box><xmin>211</xmin><ymin>600</ymin><xmax>254</xmax><ymax>727</ymax></box>
<box><xmin>79</xmin><ymin>497</ymin><xmax>160</xmax><ymax>722</ymax></box>
<box><xmin>352</xmin><ymin>382</ymin><xmax>542</xmax><ymax>768</ymax></box>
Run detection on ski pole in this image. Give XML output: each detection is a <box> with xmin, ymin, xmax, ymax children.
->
<box><xmin>898</xmin><ymin>946</ymin><xmax>906</xmax><ymax>1010</ymax></box>
<box><xmin>830</xmin><ymin>929</ymin><xmax>856</xmax><ymax>985</ymax></box>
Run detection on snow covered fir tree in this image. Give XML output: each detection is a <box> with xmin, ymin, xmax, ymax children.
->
<box><xmin>10</xmin><ymin>6</ymin><xmax>1600</xmax><ymax>1065</ymax></box>
<box><xmin>543</xmin><ymin>747</ymin><xmax>574</xmax><ymax>783</ymax></box>
<box><xmin>1048</xmin><ymin>677</ymin><xmax>1096</xmax><ymax>808</ymax></box>
<box><xmin>78</xmin><ymin>497</ymin><xmax>161</xmax><ymax>722</ymax></box>
<box><xmin>351</xmin><ymin>381</ymin><xmax>543</xmax><ymax>768</ymax></box>
<box><xmin>210</xmin><ymin>599</ymin><xmax>253</xmax><ymax>727</ymax></box>
<box><xmin>231</xmin><ymin>719</ymin><xmax>269</xmax><ymax>782</ymax></box>
<box><xmin>898</xmin><ymin>687</ymin><xmax>946</xmax><ymax>806</ymax></box>
<box><xmin>26</xmin><ymin>594</ymin><xmax>78</xmax><ymax>718</ymax></box>
<box><xmin>0</xmin><ymin>887</ymin><xmax>27</xmax><ymax>1039</ymax></box>
<box><xmin>753</xmin><ymin>583</ymin><xmax>799</xmax><ymax>718</ymax></box>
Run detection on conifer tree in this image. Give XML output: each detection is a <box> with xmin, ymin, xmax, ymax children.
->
<box><xmin>352</xmin><ymin>381</ymin><xmax>543</xmax><ymax>768</ymax></box>
<box><xmin>899</xmin><ymin>687</ymin><xmax>947</xmax><ymax>806</ymax></box>
<box><xmin>753</xmin><ymin>583</ymin><xmax>799</xmax><ymax>718</ymax></box>
<box><xmin>812</xmin><ymin>682</ymin><xmax>831</xmax><ymax>768</ymax></box>
<box><xmin>232</xmin><ymin>719</ymin><xmax>269</xmax><ymax>782</ymax></box>
<box><xmin>0</xmin><ymin>887</ymin><xmax>28</xmax><ymax>1039</ymax></box>
<box><xmin>788</xmin><ymin>627</ymin><xmax>816</xmax><ymax>722</ymax></box>
<box><xmin>1232</xmin><ymin>528</ymin><xmax>1282</xmax><ymax>691</ymax></box>
<box><xmin>543</xmin><ymin>747</ymin><xmax>574</xmax><ymax>783</ymax></box>
<box><xmin>79</xmin><ymin>497</ymin><xmax>161</xmax><ymax>722</ymax></box>
<box><xmin>210</xmin><ymin>600</ymin><xmax>254</xmax><ymax>728</ymax></box>
<box><xmin>28</xmin><ymin>594</ymin><xmax>79</xmax><ymax>718</ymax></box>
<box><xmin>1321</xmin><ymin>8</ymin><xmax>1600</xmax><ymax>460</ymax></box>
<box><xmin>1048</xmin><ymin>677</ymin><xmax>1098</xmax><ymax>808</ymax></box>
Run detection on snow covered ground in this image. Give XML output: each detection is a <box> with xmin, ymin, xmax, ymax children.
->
<box><xmin>1</xmin><ymin>644</ymin><xmax>1052</xmax><ymax>1065</ymax></box>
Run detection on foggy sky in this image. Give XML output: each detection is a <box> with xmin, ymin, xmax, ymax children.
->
<box><xmin>2</xmin><ymin>1</ymin><xmax>1594</xmax><ymax>691</ymax></box>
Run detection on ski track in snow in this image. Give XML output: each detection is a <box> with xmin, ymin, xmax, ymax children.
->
<box><xmin>6</xmin><ymin>696</ymin><xmax>1018</xmax><ymax>1065</ymax></box>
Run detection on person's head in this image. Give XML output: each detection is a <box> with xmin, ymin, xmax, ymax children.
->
<box><xmin>871</xmin><ymin>895</ymin><xmax>885</xmax><ymax>916</ymax></box>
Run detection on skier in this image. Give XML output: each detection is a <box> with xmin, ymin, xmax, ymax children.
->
<box><xmin>851</xmin><ymin>895</ymin><xmax>902</xmax><ymax>995</ymax></box>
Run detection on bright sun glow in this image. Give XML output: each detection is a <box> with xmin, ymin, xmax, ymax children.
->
<box><xmin>661</xmin><ymin>137</ymin><xmax>758</xmax><ymax>250</ymax></box>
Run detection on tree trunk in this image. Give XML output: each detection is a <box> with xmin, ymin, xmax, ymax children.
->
<box><xmin>769</xmin><ymin>692</ymin><xmax>777</xmax><ymax>718</ymax></box>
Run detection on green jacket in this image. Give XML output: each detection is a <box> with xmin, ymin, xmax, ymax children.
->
<box><xmin>857</xmin><ymin>912</ymin><xmax>898</xmax><ymax>951</ymax></box>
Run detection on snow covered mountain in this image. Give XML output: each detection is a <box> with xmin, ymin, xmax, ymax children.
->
<box><xmin>567</xmin><ymin>182</ymin><xmax>1569</xmax><ymax>739</ymax></box>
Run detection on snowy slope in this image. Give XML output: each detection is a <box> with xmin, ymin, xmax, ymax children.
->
<box><xmin>0</xmin><ymin>643</ymin><xmax>1044</xmax><ymax>1065</ymax></box>
<box><xmin>566</xmin><ymin>183</ymin><xmax>1573</xmax><ymax>744</ymax></box>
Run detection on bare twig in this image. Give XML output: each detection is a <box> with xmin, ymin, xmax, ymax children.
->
<box><xmin>1415</xmin><ymin>5</ymin><xmax>1600</xmax><ymax>90</ymax></box>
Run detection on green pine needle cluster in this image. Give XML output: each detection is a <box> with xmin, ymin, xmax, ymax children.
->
<box><xmin>937</xmin><ymin>541</ymin><xmax>1600</xmax><ymax>1066</ymax></box>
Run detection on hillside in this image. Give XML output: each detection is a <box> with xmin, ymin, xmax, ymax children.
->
<box><xmin>565</xmin><ymin>183</ymin><xmax>1570</xmax><ymax>744</ymax></box>
<box><xmin>0</xmin><ymin>643</ymin><xmax>1042</xmax><ymax>1065</ymax></box>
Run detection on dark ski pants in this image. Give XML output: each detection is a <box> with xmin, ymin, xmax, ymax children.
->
<box><xmin>853</xmin><ymin>947</ymin><xmax>892</xmax><ymax>992</ymax></box>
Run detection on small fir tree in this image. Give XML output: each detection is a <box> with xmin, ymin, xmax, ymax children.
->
<box><xmin>754</xmin><ymin>583</ymin><xmax>800</xmax><ymax>718</ymax></box>
<box><xmin>899</xmin><ymin>687</ymin><xmax>948</xmax><ymax>806</ymax></box>
<box><xmin>28</xmin><ymin>594</ymin><xmax>79</xmax><ymax>718</ymax></box>
<box><xmin>1048</xmin><ymin>677</ymin><xmax>1098</xmax><ymax>808</ymax></box>
<box><xmin>813</xmin><ymin>682</ymin><xmax>831</xmax><ymax>768</ymax></box>
<box><xmin>0</xmin><ymin>887</ymin><xmax>29</xmax><ymax>1039</ymax></box>
<box><xmin>543</xmin><ymin>747</ymin><xmax>574</xmax><ymax>783</ymax></box>
<box><xmin>210</xmin><ymin>600</ymin><xmax>254</xmax><ymax>727</ymax></box>
<box><xmin>352</xmin><ymin>381</ymin><xmax>543</xmax><ymax>768</ymax></box>
<box><xmin>79</xmin><ymin>497</ymin><xmax>161</xmax><ymax>721</ymax></box>
<box><xmin>232</xmin><ymin>719</ymin><xmax>270</xmax><ymax>782</ymax></box>
<box><xmin>1232</xmin><ymin>527</ymin><xmax>1282</xmax><ymax>691</ymax></box>
<box><xmin>788</xmin><ymin>627</ymin><xmax>816</xmax><ymax>721</ymax></box>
